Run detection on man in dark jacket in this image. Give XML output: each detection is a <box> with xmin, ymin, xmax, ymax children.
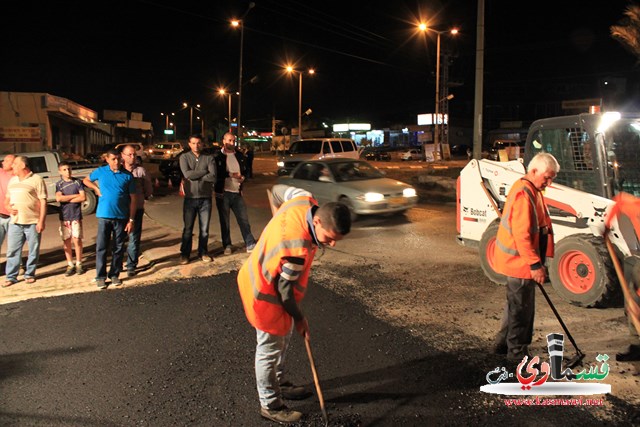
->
<box><xmin>179</xmin><ymin>134</ymin><xmax>216</xmax><ymax>264</ymax></box>
<box><xmin>214</xmin><ymin>132</ymin><xmax>257</xmax><ymax>255</ymax></box>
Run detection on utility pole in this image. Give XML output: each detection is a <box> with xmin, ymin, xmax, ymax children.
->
<box><xmin>473</xmin><ymin>0</ymin><xmax>485</xmax><ymax>160</ymax></box>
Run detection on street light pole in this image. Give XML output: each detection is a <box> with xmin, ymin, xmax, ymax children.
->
<box><xmin>418</xmin><ymin>24</ymin><xmax>458</xmax><ymax>160</ymax></box>
<box><xmin>228</xmin><ymin>94</ymin><xmax>232</xmax><ymax>133</ymax></box>
<box><xmin>298</xmin><ymin>71</ymin><xmax>303</xmax><ymax>140</ymax></box>
<box><xmin>233</xmin><ymin>2</ymin><xmax>255</xmax><ymax>144</ymax></box>
<box><xmin>286</xmin><ymin>66</ymin><xmax>314</xmax><ymax>141</ymax></box>
<box><xmin>218</xmin><ymin>89</ymin><xmax>234</xmax><ymax>133</ymax></box>
<box><xmin>434</xmin><ymin>31</ymin><xmax>441</xmax><ymax>158</ymax></box>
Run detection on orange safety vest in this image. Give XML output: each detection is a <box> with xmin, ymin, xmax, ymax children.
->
<box><xmin>494</xmin><ymin>178</ymin><xmax>554</xmax><ymax>279</ymax></box>
<box><xmin>237</xmin><ymin>195</ymin><xmax>317</xmax><ymax>335</ymax></box>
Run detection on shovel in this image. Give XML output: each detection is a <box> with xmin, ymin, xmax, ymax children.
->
<box><xmin>304</xmin><ymin>334</ymin><xmax>329</xmax><ymax>426</ymax></box>
<box><xmin>536</xmin><ymin>282</ymin><xmax>585</xmax><ymax>368</ymax></box>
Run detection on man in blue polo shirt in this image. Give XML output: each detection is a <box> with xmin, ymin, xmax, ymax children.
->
<box><xmin>83</xmin><ymin>149</ymin><xmax>138</xmax><ymax>289</ymax></box>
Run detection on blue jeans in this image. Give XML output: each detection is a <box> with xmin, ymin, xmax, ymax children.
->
<box><xmin>95</xmin><ymin>218</ymin><xmax>127</xmax><ymax>281</ymax></box>
<box><xmin>215</xmin><ymin>191</ymin><xmax>256</xmax><ymax>248</ymax></box>
<box><xmin>180</xmin><ymin>197</ymin><xmax>212</xmax><ymax>258</ymax></box>
<box><xmin>5</xmin><ymin>223</ymin><xmax>41</xmax><ymax>282</ymax></box>
<box><xmin>126</xmin><ymin>209</ymin><xmax>144</xmax><ymax>271</ymax></box>
<box><xmin>0</xmin><ymin>215</ymin><xmax>10</xmax><ymax>254</ymax></box>
<box><xmin>255</xmin><ymin>326</ymin><xmax>293</xmax><ymax>409</ymax></box>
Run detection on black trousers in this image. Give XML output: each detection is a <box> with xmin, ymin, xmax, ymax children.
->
<box><xmin>495</xmin><ymin>277</ymin><xmax>536</xmax><ymax>359</ymax></box>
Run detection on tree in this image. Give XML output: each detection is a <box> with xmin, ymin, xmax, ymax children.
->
<box><xmin>611</xmin><ymin>4</ymin><xmax>640</xmax><ymax>62</ymax></box>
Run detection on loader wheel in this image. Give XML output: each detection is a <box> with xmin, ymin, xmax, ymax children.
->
<box><xmin>479</xmin><ymin>220</ymin><xmax>507</xmax><ymax>285</ymax></box>
<box><xmin>549</xmin><ymin>235</ymin><xmax>620</xmax><ymax>308</ymax></box>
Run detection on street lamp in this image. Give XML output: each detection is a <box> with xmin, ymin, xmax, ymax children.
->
<box><xmin>169</xmin><ymin>122</ymin><xmax>177</xmax><ymax>141</ymax></box>
<box><xmin>218</xmin><ymin>88</ymin><xmax>234</xmax><ymax>133</ymax></box>
<box><xmin>182</xmin><ymin>102</ymin><xmax>202</xmax><ymax>136</ymax></box>
<box><xmin>161</xmin><ymin>112</ymin><xmax>175</xmax><ymax>141</ymax></box>
<box><xmin>418</xmin><ymin>23</ymin><xmax>458</xmax><ymax>159</ymax></box>
<box><xmin>232</xmin><ymin>2</ymin><xmax>255</xmax><ymax>143</ymax></box>
<box><xmin>285</xmin><ymin>65</ymin><xmax>315</xmax><ymax>141</ymax></box>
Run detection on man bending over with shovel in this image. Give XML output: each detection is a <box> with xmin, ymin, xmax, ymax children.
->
<box><xmin>237</xmin><ymin>185</ymin><xmax>351</xmax><ymax>424</ymax></box>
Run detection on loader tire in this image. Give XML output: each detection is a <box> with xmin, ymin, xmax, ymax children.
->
<box><xmin>479</xmin><ymin>220</ymin><xmax>507</xmax><ymax>285</ymax></box>
<box><xmin>549</xmin><ymin>234</ymin><xmax>621</xmax><ymax>308</ymax></box>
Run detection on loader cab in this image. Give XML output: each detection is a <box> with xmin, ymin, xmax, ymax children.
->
<box><xmin>524</xmin><ymin>112</ymin><xmax>640</xmax><ymax>200</ymax></box>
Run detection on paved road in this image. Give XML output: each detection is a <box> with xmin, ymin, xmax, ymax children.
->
<box><xmin>3</xmin><ymin>271</ymin><xmax>634</xmax><ymax>426</ymax></box>
<box><xmin>1</xmin><ymin>157</ymin><xmax>636</xmax><ymax>425</ymax></box>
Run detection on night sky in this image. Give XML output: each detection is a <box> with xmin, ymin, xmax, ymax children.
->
<box><xmin>2</xmin><ymin>0</ymin><xmax>636</xmax><ymax>135</ymax></box>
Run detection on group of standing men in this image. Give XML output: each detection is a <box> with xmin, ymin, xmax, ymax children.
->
<box><xmin>178</xmin><ymin>132</ymin><xmax>256</xmax><ymax>264</ymax></box>
<box><xmin>0</xmin><ymin>133</ymin><xmax>257</xmax><ymax>289</ymax></box>
<box><xmin>83</xmin><ymin>145</ymin><xmax>152</xmax><ymax>289</ymax></box>
<box><xmin>0</xmin><ymin>145</ymin><xmax>152</xmax><ymax>290</ymax></box>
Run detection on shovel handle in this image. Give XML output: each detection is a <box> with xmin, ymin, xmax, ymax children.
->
<box><xmin>304</xmin><ymin>335</ymin><xmax>329</xmax><ymax>425</ymax></box>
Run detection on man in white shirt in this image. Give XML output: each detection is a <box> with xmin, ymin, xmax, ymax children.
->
<box><xmin>214</xmin><ymin>133</ymin><xmax>257</xmax><ymax>255</ymax></box>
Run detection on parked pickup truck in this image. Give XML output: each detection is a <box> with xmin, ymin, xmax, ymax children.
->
<box><xmin>1</xmin><ymin>151</ymin><xmax>98</xmax><ymax>215</ymax></box>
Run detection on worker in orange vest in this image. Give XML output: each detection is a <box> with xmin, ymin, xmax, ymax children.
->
<box><xmin>493</xmin><ymin>152</ymin><xmax>559</xmax><ymax>361</ymax></box>
<box><xmin>237</xmin><ymin>185</ymin><xmax>351</xmax><ymax>424</ymax></box>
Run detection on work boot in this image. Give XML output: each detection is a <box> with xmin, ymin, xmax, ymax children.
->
<box><xmin>260</xmin><ymin>405</ymin><xmax>302</xmax><ymax>424</ymax></box>
<box><xmin>616</xmin><ymin>344</ymin><xmax>640</xmax><ymax>362</ymax></box>
<box><xmin>280</xmin><ymin>381</ymin><xmax>312</xmax><ymax>400</ymax></box>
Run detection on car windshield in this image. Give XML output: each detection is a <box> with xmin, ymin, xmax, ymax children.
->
<box><xmin>328</xmin><ymin>161</ymin><xmax>384</xmax><ymax>182</ymax></box>
<box><xmin>154</xmin><ymin>144</ymin><xmax>172</xmax><ymax>149</ymax></box>
<box><xmin>289</xmin><ymin>140</ymin><xmax>323</xmax><ymax>154</ymax></box>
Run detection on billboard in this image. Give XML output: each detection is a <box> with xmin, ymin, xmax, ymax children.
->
<box><xmin>103</xmin><ymin>110</ymin><xmax>127</xmax><ymax>122</ymax></box>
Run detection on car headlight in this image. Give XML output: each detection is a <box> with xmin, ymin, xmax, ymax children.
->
<box><xmin>360</xmin><ymin>192</ymin><xmax>384</xmax><ymax>202</ymax></box>
<box><xmin>276</xmin><ymin>161</ymin><xmax>284</xmax><ymax>167</ymax></box>
<box><xmin>403</xmin><ymin>188</ymin><xmax>417</xmax><ymax>197</ymax></box>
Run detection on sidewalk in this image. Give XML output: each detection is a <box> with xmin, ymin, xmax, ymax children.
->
<box><xmin>0</xmin><ymin>212</ymin><xmax>249</xmax><ymax>306</ymax></box>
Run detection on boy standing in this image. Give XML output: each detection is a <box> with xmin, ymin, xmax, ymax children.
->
<box><xmin>55</xmin><ymin>162</ymin><xmax>86</xmax><ymax>276</ymax></box>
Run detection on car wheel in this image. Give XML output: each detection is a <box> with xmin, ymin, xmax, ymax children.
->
<box><xmin>339</xmin><ymin>196</ymin><xmax>359</xmax><ymax>222</ymax></box>
<box><xmin>81</xmin><ymin>189</ymin><xmax>98</xmax><ymax>216</ymax></box>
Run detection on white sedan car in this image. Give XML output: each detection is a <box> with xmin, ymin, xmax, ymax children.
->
<box><xmin>277</xmin><ymin>159</ymin><xmax>418</xmax><ymax>220</ymax></box>
<box><xmin>401</xmin><ymin>149</ymin><xmax>422</xmax><ymax>161</ymax></box>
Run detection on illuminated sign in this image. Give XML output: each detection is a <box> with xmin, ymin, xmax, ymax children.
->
<box><xmin>164</xmin><ymin>129</ymin><xmax>174</xmax><ymax>135</ymax></box>
<box><xmin>333</xmin><ymin>123</ymin><xmax>371</xmax><ymax>132</ymax></box>
<box><xmin>417</xmin><ymin>113</ymin><xmax>448</xmax><ymax>125</ymax></box>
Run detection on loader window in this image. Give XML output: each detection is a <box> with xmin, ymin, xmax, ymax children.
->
<box><xmin>536</xmin><ymin>127</ymin><xmax>598</xmax><ymax>194</ymax></box>
<box><xmin>609</xmin><ymin>121</ymin><xmax>640</xmax><ymax>197</ymax></box>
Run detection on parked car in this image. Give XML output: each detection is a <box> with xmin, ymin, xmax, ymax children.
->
<box><xmin>115</xmin><ymin>142</ymin><xmax>149</xmax><ymax>163</ymax></box>
<box><xmin>401</xmin><ymin>149</ymin><xmax>422</xmax><ymax>161</ymax></box>
<box><xmin>148</xmin><ymin>142</ymin><xmax>184</xmax><ymax>161</ymax></box>
<box><xmin>277</xmin><ymin>159</ymin><xmax>418</xmax><ymax>221</ymax></box>
<box><xmin>1</xmin><ymin>151</ymin><xmax>98</xmax><ymax>215</ymax></box>
<box><xmin>487</xmin><ymin>140</ymin><xmax>525</xmax><ymax>161</ymax></box>
<box><xmin>276</xmin><ymin>138</ymin><xmax>360</xmax><ymax>176</ymax></box>
<box><xmin>159</xmin><ymin>156</ymin><xmax>183</xmax><ymax>187</ymax></box>
<box><xmin>362</xmin><ymin>148</ymin><xmax>391</xmax><ymax>161</ymax></box>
